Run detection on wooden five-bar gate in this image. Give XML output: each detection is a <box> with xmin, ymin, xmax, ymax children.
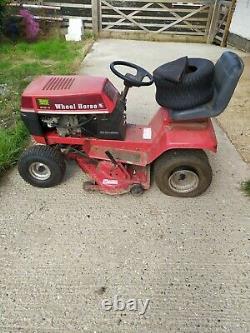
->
<box><xmin>9</xmin><ymin>0</ymin><xmax>236</xmax><ymax>46</ymax></box>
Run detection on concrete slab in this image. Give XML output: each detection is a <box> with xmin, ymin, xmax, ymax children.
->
<box><xmin>0</xmin><ymin>39</ymin><xmax>249</xmax><ymax>333</ymax></box>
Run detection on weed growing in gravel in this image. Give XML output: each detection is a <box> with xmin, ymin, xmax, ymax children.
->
<box><xmin>241</xmin><ymin>180</ymin><xmax>250</xmax><ymax>197</ymax></box>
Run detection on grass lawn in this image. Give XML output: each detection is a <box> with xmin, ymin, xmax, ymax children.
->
<box><xmin>0</xmin><ymin>37</ymin><xmax>92</xmax><ymax>175</ymax></box>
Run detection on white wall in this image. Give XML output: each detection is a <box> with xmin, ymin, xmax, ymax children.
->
<box><xmin>230</xmin><ymin>0</ymin><xmax>250</xmax><ymax>40</ymax></box>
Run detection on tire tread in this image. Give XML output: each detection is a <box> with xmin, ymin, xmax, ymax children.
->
<box><xmin>155</xmin><ymin>58</ymin><xmax>215</xmax><ymax>110</ymax></box>
<box><xmin>18</xmin><ymin>145</ymin><xmax>66</xmax><ymax>188</ymax></box>
<box><xmin>154</xmin><ymin>149</ymin><xmax>212</xmax><ymax>197</ymax></box>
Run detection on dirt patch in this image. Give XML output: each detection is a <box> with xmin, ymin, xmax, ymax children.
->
<box><xmin>218</xmin><ymin>54</ymin><xmax>250</xmax><ymax>163</ymax></box>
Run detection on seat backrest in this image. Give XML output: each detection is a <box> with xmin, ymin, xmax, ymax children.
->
<box><xmin>213</xmin><ymin>51</ymin><xmax>244</xmax><ymax>114</ymax></box>
<box><xmin>169</xmin><ymin>51</ymin><xmax>244</xmax><ymax>121</ymax></box>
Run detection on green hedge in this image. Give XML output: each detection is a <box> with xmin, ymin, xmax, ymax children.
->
<box><xmin>0</xmin><ymin>0</ymin><xmax>9</xmax><ymax>32</ymax></box>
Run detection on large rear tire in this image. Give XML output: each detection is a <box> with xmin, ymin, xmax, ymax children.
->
<box><xmin>18</xmin><ymin>145</ymin><xmax>66</xmax><ymax>188</ymax></box>
<box><xmin>154</xmin><ymin>149</ymin><xmax>212</xmax><ymax>197</ymax></box>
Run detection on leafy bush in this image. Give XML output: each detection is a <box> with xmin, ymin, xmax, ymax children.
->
<box><xmin>0</xmin><ymin>0</ymin><xmax>9</xmax><ymax>33</ymax></box>
<box><xmin>0</xmin><ymin>0</ymin><xmax>9</xmax><ymax>4</ymax></box>
<box><xmin>20</xmin><ymin>9</ymin><xmax>40</xmax><ymax>41</ymax></box>
<box><xmin>0</xmin><ymin>2</ymin><xmax>40</xmax><ymax>42</ymax></box>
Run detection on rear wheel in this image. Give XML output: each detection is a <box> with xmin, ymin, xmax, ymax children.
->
<box><xmin>18</xmin><ymin>145</ymin><xmax>66</xmax><ymax>188</ymax></box>
<box><xmin>154</xmin><ymin>149</ymin><xmax>212</xmax><ymax>197</ymax></box>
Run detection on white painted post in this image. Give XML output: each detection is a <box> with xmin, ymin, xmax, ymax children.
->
<box><xmin>65</xmin><ymin>18</ymin><xmax>83</xmax><ymax>41</ymax></box>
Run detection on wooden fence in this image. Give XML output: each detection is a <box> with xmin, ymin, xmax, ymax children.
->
<box><xmin>9</xmin><ymin>1</ymin><xmax>93</xmax><ymax>28</ymax></box>
<box><xmin>210</xmin><ymin>0</ymin><xmax>236</xmax><ymax>46</ymax></box>
<box><xmin>9</xmin><ymin>0</ymin><xmax>236</xmax><ymax>46</ymax></box>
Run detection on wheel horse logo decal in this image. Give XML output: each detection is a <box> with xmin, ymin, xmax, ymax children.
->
<box><xmin>54</xmin><ymin>103</ymin><xmax>105</xmax><ymax>110</ymax></box>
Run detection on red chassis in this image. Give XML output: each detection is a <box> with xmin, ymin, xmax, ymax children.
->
<box><xmin>32</xmin><ymin>108</ymin><xmax>217</xmax><ymax>195</ymax></box>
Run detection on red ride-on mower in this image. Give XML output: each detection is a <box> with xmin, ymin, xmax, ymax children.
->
<box><xmin>18</xmin><ymin>52</ymin><xmax>244</xmax><ymax>197</ymax></box>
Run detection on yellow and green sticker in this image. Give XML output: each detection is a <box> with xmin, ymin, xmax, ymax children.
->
<box><xmin>37</xmin><ymin>98</ymin><xmax>50</xmax><ymax>107</ymax></box>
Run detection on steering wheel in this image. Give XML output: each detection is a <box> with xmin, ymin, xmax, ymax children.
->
<box><xmin>110</xmin><ymin>61</ymin><xmax>154</xmax><ymax>87</ymax></box>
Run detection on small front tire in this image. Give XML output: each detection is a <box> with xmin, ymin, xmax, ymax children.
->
<box><xmin>154</xmin><ymin>149</ymin><xmax>212</xmax><ymax>197</ymax></box>
<box><xmin>18</xmin><ymin>145</ymin><xmax>66</xmax><ymax>188</ymax></box>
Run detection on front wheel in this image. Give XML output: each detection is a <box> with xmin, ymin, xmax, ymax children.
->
<box><xmin>18</xmin><ymin>145</ymin><xmax>66</xmax><ymax>188</ymax></box>
<box><xmin>154</xmin><ymin>149</ymin><xmax>212</xmax><ymax>197</ymax></box>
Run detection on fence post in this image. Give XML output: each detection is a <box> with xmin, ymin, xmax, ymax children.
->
<box><xmin>221</xmin><ymin>0</ymin><xmax>237</xmax><ymax>47</ymax></box>
<box><xmin>207</xmin><ymin>0</ymin><xmax>220</xmax><ymax>43</ymax></box>
<box><xmin>92</xmin><ymin>0</ymin><xmax>101</xmax><ymax>35</ymax></box>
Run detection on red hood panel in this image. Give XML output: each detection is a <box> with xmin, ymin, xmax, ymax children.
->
<box><xmin>21</xmin><ymin>75</ymin><xmax>119</xmax><ymax>114</ymax></box>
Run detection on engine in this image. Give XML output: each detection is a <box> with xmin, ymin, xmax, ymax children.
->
<box><xmin>39</xmin><ymin>104</ymin><xmax>126</xmax><ymax>140</ymax></box>
<box><xmin>41</xmin><ymin>115</ymin><xmax>95</xmax><ymax>137</ymax></box>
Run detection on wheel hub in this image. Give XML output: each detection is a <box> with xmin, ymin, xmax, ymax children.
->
<box><xmin>29</xmin><ymin>162</ymin><xmax>51</xmax><ymax>181</ymax></box>
<box><xmin>168</xmin><ymin>169</ymin><xmax>199</xmax><ymax>194</ymax></box>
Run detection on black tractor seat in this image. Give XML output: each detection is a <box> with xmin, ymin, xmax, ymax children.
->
<box><xmin>168</xmin><ymin>51</ymin><xmax>244</xmax><ymax>121</ymax></box>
